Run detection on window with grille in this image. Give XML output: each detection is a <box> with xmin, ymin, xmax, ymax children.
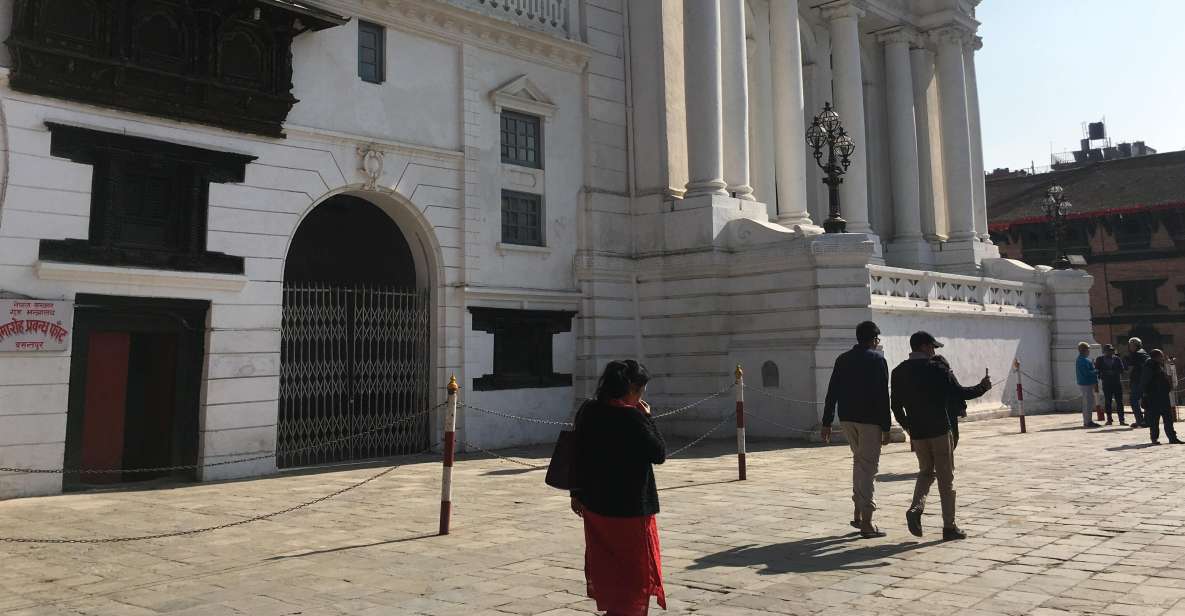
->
<box><xmin>501</xmin><ymin>190</ymin><xmax>544</xmax><ymax>247</ymax></box>
<box><xmin>500</xmin><ymin>111</ymin><xmax>542</xmax><ymax>168</ymax></box>
<box><xmin>1112</xmin><ymin>279</ymin><xmax>1167</xmax><ymax>313</ymax></box>
<box><xmin>358</xmin><ymin>21</ymin><xmax>384</xmax><ymax>84</ymax></box>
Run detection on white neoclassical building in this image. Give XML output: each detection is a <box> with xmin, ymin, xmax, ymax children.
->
<box><xmin>0</xmin><ymin>0</ymin><xmax>1093</xmax><ymax>499</ymax></box>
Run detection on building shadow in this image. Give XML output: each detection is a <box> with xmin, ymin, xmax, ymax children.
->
<box><xmin>1106</xmin><ymin>442</ymin><xmax>1159</xmax><ymax>451</ymax></box>
<box><xmin>688</xmin><ymin>534</ymin><xmax>941</xmax><ymax>575</ymax></box>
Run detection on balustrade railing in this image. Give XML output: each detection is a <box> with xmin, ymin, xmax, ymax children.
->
<box><xmin>868</xmin><ymin>266</ymin><xmax>1047</xmax><ymax>315</ymax></box>
<box><xmin>446</xmin><ymin>0</ymin><xmax>572</xmax><ymax>38</ymax></box>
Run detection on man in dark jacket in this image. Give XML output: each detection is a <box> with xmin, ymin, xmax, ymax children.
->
<box><xmin>933</xmin><ymin>355</ymin><xmax>968</xmax><ymax>448</ymax></box>
<box><xmin>891</xmin><ymin>332</ymin><xmax>991</xmax><ymax>541</ymax></box>
<box><xmin>1127</xmin><ymin>338</ymin><xmax>1151</xmax><ymax>428</ymax></box>
<box><xmin>822</xmin><ymin>321</ymin><xmax>890</xmax><ymax>538</ymax></box>
<box><xmin>1095</xmin><ymin>344</ymin><xmax>1126</xmax><ymax>425</ymax></box>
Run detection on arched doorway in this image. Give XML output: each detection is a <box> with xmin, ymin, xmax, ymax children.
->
<box><xmin>278</xmin><ymin>194</ymin><xmax>431</xmax><ymax>468</ymax></box>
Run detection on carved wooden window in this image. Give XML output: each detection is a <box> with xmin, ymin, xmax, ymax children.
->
<box><xmin>8</xmin><ymin>0</ymin><xmax>346</xmax><ymax>136</ymax></box>
<box><xmin>500</xmin><ymin>111</ymin><xmax>542</xmax><ymax>168</ymax></box>
<box><xmin>39</xmin><ymin>123</ymin><xmax>254</xmax><ymax>274</ymax></box>
<box><xmin>1111</xmin><ymin>215</ymin><xmax>1152</xmax><ymax>252</ymax></box>
<box><xmin>357</xmin><ymin>20</ymin><xmax>385</xmax><ymax>84</ymax></box>
<box><xmin>470</xmin><ymin>308</ymin><xmax>575</xmax><ymax>391</ymax></box>
<box><xmin>1112</xmin><ymin>279</ymin><xmax>1167</xmax><ymax>313</ymax></box>
<box><xmin>501</xmin><ymin>190</ymin><xmax>544</xmax><ymax>247</ymax></box>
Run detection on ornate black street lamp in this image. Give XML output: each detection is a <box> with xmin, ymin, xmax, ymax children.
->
<box><xmin>1041</xmin><ymin>184</ymin><xmax>1073</xmax><ymax>270</ymax></box>
<box><xmin>806</xmin><ymin>102</ymin><xmax>856</xmax><ymax>233</ymax></box>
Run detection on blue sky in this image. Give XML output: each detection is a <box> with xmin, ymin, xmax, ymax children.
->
<box><xmin>976</xmin><ymin>0</ymin><xmax>1185</xmax><ymax>171</ymax></box>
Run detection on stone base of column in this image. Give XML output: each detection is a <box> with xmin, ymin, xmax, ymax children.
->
<box><xmin>664</xmin><ymin>194</ymin><xmax>770</xmax><ymax>252</ymax></box>
<box><xmin>931</xmin><ymin>238</ymin><xmax>1000</xmax><ymax>275</ymax></box>
<box><xmin>774</xmin><ymin>212</ymin><xmax>823</xmax><ymax>235</ymax></box>
<box><xmin>885</xmin><ymin>237</ymin><xmax>933</xmax><ymax>270</ymax></box>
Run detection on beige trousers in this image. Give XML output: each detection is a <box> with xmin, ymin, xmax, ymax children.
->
<box><xmin>911</xmin><ymin>433</ymin><xmax>956</xmax><ymax>528</ymax></box>
<box><xmin>840</xmin><ymin>421</ymin><xmax>882</xmax><ymax>518</ymax></box>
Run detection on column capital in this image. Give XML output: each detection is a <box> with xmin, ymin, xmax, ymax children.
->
<box><xmin>969</xmin><ymin>35</ymin><xmax>983</xmax><ymax>51</ymax></box>
<box><xmin>927</xmin><ymin>24</ymin><xmax>973</xmax><ymax>48</ymax></box>
<box><xmin>876</xmin><ymin>26</ymin><xmax>918</xmax><ymax>47</ymax></box>
<box><xmin>820</xmin><ymin>1</ymin><xmax>865</xmax><ymax>22</ymax></box>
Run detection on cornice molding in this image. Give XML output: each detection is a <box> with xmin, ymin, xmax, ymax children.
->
<box><xmin>875</xmin><ymin>26</ymin><xmax>917</xmax><ymax>47</ymax></box>
<box><xmin>312</xmin><ymin>0</ymin><xmax>590</xmax><ymax>73</ymax></box>
<box><xmin>927</xmin><ymin>24</ymin><xmax>974</xmax><ymax>48</ymax></box>
<box><xmin>819</xmin><ymin>1</ymin><xmax>866</xmax><ymax>22</ymax></box>
<box><xmin>490</xmin><ymin>75</ymin><xmax>557</xmax><ymax>118</ymax></box>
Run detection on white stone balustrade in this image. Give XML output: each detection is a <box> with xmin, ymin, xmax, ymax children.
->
<box><xmin>449</xmin><ymin>0</ymin><xmax>571</xmax><ymax>38</ymax></box>
<box><xmin>869</xmin><ymin>265</ymin><xmax>1047</xmax><ymax>316</ymax></box>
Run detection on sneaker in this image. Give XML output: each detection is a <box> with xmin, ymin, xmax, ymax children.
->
<box><xmin>1169</xmin><ymin>439</ymin><xmax>1183</xmax><ymax>445</ymax></box>
<box><xmin>942</xmin><ymin>527</ymin><xmax>967</xmax><ymax>541</ymax></box>
<box><xmin>859</xmin><ymin>526</ymin><xmax>886</xmax><ymax>539</ymax></box>
<box><xmin>906</xmin><ymin>509</ymin><xmax>923</xmax><ymax>537</ymax></box>
<box><xmin>1085</xmin><ymin>422</ymin><xmax>1101</xmax><ymax>428</ymax></box>
<box><xmin>1106</xmin><ymin>420</ymin><xmax>1113</xmax><ymax>425</ymax></box>
<box><xmin>1151</xmin><ymin>440</ymin><xmax>1161</xmax><ymax>446</ymax></box>
<box><xmin>1120</xmin><ymin>420</ymin><xmax>1128</xmax><ymax>425</ymax></box>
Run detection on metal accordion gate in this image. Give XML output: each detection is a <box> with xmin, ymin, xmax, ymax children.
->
<box><xmin>278</xmin><ymin>284</ymin><xmax>431</xmax><ymax>468</ymax></box>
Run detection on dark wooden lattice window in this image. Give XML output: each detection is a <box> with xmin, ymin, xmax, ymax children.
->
<box><xmin>39</xmin><ymin>123</ymin><xmax>253</xmax><ymax>274</ymax></box>
<box><xmin>1110</xmin><ymin>215</ymin><xmax>1152</xmax><ymax>252</ymax></box>
<box><xmin>501</xmin><ymin>190</ymin><xmax>544</xmax><ymax>247</ymax></box>
<box><xmin>470</xmin><ymin>308</ymin><xmax>576</xmax><ymax>391</ymax></box>
<box><xmin>358</xmin><ymin>20</ymin><xmax>385</xmax><ymax>84</ymax></box>
<box><xmin>1112</xmin><ymin>279</ymin><xmax>1167</xmax><ymax>313</ymax></box>
<box><xmin>500</xmin><ymin>111</ymin><xmax>542</xmax><ymax>168</ymax></box>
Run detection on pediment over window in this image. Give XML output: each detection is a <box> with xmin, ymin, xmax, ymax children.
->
<box><xmin>490</xmin><ymin>75</ymin><xmax>557</xmax><ymax>118</ymax></box>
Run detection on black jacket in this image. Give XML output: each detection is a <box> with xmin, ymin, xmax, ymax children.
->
<box><xmin>1095</xmin><ymin>355</ymin><xmax>1126</xmax><ymax>388</ymax></box>
<box><xmin>1140</xmin><ymin>361</ymin><xmax>1173</xmax><ymax>413</ymax></box>
<box><xmin>571</xmin><ymin>400</ymin><xmax>666</xmax><ymax>517</ymax></box>
<box><xmin>891</xmin><ymin>356</ymin><xmax>991</xmax><ymax>440</ymax></box>
<box><xmin>1128</xmin><ymin>349</ymin><xmax>1151</xmax><ymax>391</ymax></box>
<box><xmin>822</xmin><ymin>345</ymin><xmax>891</xmax><ymax>432</ymax></box>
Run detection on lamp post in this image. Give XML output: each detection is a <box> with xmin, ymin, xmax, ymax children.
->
<box><xmin>806</xmin><ymin>102</ymin><xmax>857</xmax><ymax>233</ymax></box>
<box><xmin>1042</xmin><ymin>184</ymin><xmax>1073</xmax><ymax>270</ymax></box>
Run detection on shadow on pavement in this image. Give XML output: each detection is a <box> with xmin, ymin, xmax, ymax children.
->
<box><xmin>658</xmin><ymin>479</ymin><xmax>739</xmax><ymax>492</ymax></box>
<box><xmin>876</xmin><ymin>472</ymin><xmax>918</xmax><ymax>483</ymax></box>
<box><xmin>265</xmin><ymin>533</ymin><xmax>438</xmax><ymax>560</ymax></box>
<box><xmin>688</xmin><ymin>534</ymin><xmax>941</xmax><ymax>575</ymax></box>
<box><xmin>1106</xmin><ymin>442</ymin><xmax>1159</xmax><ymax>451</ymax></box>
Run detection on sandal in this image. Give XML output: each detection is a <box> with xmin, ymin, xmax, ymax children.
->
<box><xmin>850</xmin><ymin>520</ymin><xmax>861</xmax><ymax>529</ymax></box>
<box><xmin>860</xmin><ymin>527</ymin><xmax>887</xmax><ymax>539</ymax></box>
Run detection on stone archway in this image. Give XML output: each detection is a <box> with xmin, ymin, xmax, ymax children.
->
<box><xmin>277</xmin><ymin>194</ymin><xmax>432</xmax><ymax>467</ymax></box>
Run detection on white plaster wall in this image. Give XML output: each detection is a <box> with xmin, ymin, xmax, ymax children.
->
<box><xmin>289</xmin><ymin>22</ymin><xmax>461</xmax><ymax>151</ymax></box>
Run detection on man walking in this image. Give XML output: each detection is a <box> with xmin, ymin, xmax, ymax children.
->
<box><xmin>1127</xmin><ymin>337</ymin><xmax>1151</xmax><ymax>428</ymax></box>
<box><xmin>1095</xmin><ymin>344</ymin><xmax>1126</xmax><ymax>425</ymax></box>
<box><xmin>891</xmin><ymin>332</ymin><xmax>991</xmax><ymax>541</ymax></box>
<box><xmin>1077</xmin><ymin>342</ymin><xmax>1101</xmax><ymax>428</ymax></box>
<box><xmin>821</xmin><ymin>321</ymin><xmax>890</xmax><ymax>539</ymax></box>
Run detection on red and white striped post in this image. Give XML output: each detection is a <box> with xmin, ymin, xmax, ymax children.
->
<box><xmin>439</xmin><ymin>375</ymin><xmax>459</xmax><ymax>535</ymax></box>
<box><xmin>735</xmin><ymin>364</ymin><xmax>746</xmax><ymax>481</ymax></box>
<box><xmin>1013</xmin><ymin>359</ymin><xmax>1027</xmax><ymax>434</ymax></box>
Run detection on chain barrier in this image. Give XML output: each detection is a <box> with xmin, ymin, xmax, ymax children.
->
<box><xmin>0</xmin><ymin>404</ymin><xmax>446</xmax><ymax>476</ymax></box>
<box><xmin>742</xmin><ymin>411</ymin><xmax>818</xmax><ymax>435</ymax></box>
<box><xmin>651</xmin><ymin>384</ymin><xmax>736</xmax><ymax>419</ymax></box>
<box><xmin>666</xmin><ymin>415</ymin><xmax>732</xmax><ymax>458</ymax></box>
<box><xmin>460</xmin><ymin>440</ymin><xmax>548</xmax><ymax>470</ymax></box>
<box><xmin>0</xmin><ymin>443</ymin><xmax>440</xmax><ymax>544</ymax></box>
<box><xmin>459</xmin><ymin>402</ymin><xmax>574</xmax><ymax>427</ymax></box>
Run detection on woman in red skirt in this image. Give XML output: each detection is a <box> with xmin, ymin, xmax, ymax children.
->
<box><xmin>571</xmin><ymin>360</ymin><xmax>667</xmax><ymax>616</ymax></box>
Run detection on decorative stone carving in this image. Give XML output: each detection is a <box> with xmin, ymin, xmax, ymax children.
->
<box><xmin>358</xmin><ymin>146</ymin><xmax>386</xmax><ymax>191</ymax></box>
<box><xmin>490</xmin><ymin>75</ymin><xmax>557</xmax><ymax>118</ymax></box>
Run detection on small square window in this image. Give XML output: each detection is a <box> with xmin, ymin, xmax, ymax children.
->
<box><xmin>358</xmin><ymin>21</ymin><xmax>385</xmax><ymax>84</ymax></box>
<box><xmin>500</xmin><ymin>111</ymin><xmax>542</xmax><ymax>169</ymax></box>
<box><xmin>501</xmin><ymin>190</ymin><xmax>544</xmax><ymax>247</ymax></box>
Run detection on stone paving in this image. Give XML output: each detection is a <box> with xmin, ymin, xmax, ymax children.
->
<box><xmin>2</xmin><ymin>413</ymin><xmax>1185</xmax><ymax>615</ymax></box>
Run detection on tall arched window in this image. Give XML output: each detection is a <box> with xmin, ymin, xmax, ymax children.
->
<box><xmin>762</xmin><ymin>361</ymin><xmax>780</xmax><ymax>388</ymax></box>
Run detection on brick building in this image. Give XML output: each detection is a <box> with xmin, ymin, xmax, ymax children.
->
<box><xmin>988</xmin><ymin>150</ymin><xmax>1185</xmax><ymax>358</ymax></box>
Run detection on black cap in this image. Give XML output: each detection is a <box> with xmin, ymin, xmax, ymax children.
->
<box><xmin>909</xmin><ymin>331</ymin><xmax>944</xmax><ymax>350</ymax></box>
<box><xmin>1103</xmin><ymin>343</ymin><xmax>1115</xmax><ymax>352</ymax></box>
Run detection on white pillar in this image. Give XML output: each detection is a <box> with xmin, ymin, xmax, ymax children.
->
<box><xmin>911</xmin><ymin>44</ymin><xmax>943</xmax><ymax>241</ymax></box>
<box><xmin>932</xmin><ymin>26</ymin><xmax>976</xmax><ymax>241</ymax></box>
<box><xmin>720</xmin><ymin>0</ymin><xmax>753</xmax><ymax>200</ymax></box>
<box><xmin>965</xmin><ymin>35</ymin><xmax>989</xmax><ymax>242</ymax></box>
<box><xmin>879</xmin><ymin>28</ymin><xmax>925</xmax><ymax>252</ymax></box>
<box><xmin>822</xmin><ymin>2</ymin><xmax>870</xmax><ymax>234</ymax></box>
<box><xmin>770</xmin><ymin>0</ymin><xmax>812</xmax><ymax>226</ymax></box>
<box><xmin>748</xmin><ymin>6</ymin><xmax>777</xmax><ymax>210</ymax></box>
<box><xmin>683</xmin><ymin>0</ymin><xmax>728</xmax><ymax>197</ymax></box>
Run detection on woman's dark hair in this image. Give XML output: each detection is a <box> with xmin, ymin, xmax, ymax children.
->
<box><xmin>595</xmin><ymin>359</ymin><xmax>650</xmax><ymax>401</ymax></box>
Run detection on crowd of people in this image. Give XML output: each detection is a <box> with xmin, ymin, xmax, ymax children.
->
<box><xmin>558</xmin><ymin>333</ymin><xmax>1179</xmax><ymax>615</ymax></box>
<box><xmin>1076</xmin><ymin>338</ymin><xmax>1179</xmax><ymax>444</ymax></box>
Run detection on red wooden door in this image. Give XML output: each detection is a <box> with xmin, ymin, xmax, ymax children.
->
<box><xmin>80</xmin><ymin>332</ymin><xmax>131</xmax><ymax>484</ymax></box>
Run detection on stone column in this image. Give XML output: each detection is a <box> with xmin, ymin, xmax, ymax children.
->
<box><xmin>822</xmin><ymin>2</ymin><xmax>870</xmax><ymax>234</ymax></box>
<box><xmin>683</xmin><ymin>0</ymin><xmax>728</xmax><ymax>197</ymax></box>
<box><xmin>770</xmin><ymin>0</ymin><xmax>812</xmax><ymax>226</ymax></box>
<box><xmin>932</xmin><ymin>25</ymin><xmax>976</xmax><ymax>241</ymax></box>
<box><xmin>720</xmin><ymin>0</ymin><xmax>753</xmax><ymax>200</ymax></box>
<box><xmin>748</xmin><ymin>5</ymin><xmax>777</xmax><ymax>209</ymax></box>
<box><xmin>880</xmin><ymin>27</ymin><xmax>928</xmax><ymax>266</ymax></box>
<box><xmin>965</xmin><ymin>35</ymin><xmax>989</xmax><ymax>242</ymax></box>
<box><xmin>911</xmin><ymin>43</ymin><xmax>943</xmax><ymax>241</ymax></box>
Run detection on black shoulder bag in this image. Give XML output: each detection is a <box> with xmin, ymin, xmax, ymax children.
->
<box><xmin>545</xmin><ymin>400</ymin><xmax>589</xmax><ymax>490</ymax></box>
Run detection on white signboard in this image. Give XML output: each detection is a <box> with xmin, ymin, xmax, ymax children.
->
<box><xmin>0</xmin><ymin>300</ymin><xmax>73</xmax><ymax>352</ymax></box>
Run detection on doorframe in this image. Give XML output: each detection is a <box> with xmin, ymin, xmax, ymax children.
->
<box><xmin>63</xmin><ymin>294</ymin><xmax>209</xmax><ymax>490</ymax></box>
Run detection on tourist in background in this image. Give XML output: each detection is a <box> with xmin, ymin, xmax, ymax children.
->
<box><xmin>1076</xmin><ymin>342</ymin><xmax>1101</xmax><ymax>428</ymax></box>
<box><xmin>571</xmin><ymin>360</ymin><xmax>667</xmax><ymax>615</ymax></box>
<box><xmin>821</xmin><ymin>321</ymin><xmax>891</xmax><ymax>539</ymax></box>
<box><xmin>1127</xmin><ymin>338</ymin><xmax>1151</xmax><ymax>428</ymax></box>
<box><xmin>891</xmin><ymin>332</ymin><xmax>991</xmax><ymax>541</ymax></box>
<box><xmin>1094</xmin><ymin>344</ymin><xmax>1127</xmax><ymax>425</ymax></box>
<box><xmin>1140</xmin><ymin>349</ymin><xmax>1181</xmax><ymax>445</ymax></box>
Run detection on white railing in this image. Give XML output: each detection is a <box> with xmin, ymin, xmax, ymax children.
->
<box><xmin>868</xmin><ymin>265</ymin><xmax>1048</xmax><ymax>316</ymax></box>
<box><xmin>447</xmin><ymin>0</ymin><xmax>572</xmax><ymax>38</ymax></box>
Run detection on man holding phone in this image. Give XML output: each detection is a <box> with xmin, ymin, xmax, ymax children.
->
<box><xmin>891</xmin><ymin>332</ymin><xmax>991</xmax><ymax>541</ymax></box>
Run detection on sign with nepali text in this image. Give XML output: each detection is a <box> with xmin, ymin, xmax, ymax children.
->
<box><xmin>0</xmin><ymin>300</ymin><xmax>72</xmax><ymax>352</ymax></box>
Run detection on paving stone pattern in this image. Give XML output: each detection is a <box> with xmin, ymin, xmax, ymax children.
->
<box><xmin>1</xmin><ymin>414</ymin><xmax>1185</xmax><ymax>615</ymax></box>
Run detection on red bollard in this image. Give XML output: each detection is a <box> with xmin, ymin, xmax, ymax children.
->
<box><xmin>735</xmin><ymin>365</ymin><xmax>746</xmax><ymax>481</ymax></box>
<box><xmin>439</xmin><ymin>376</ymin><xmax>459</xmax><ymax>535</ymax></box>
